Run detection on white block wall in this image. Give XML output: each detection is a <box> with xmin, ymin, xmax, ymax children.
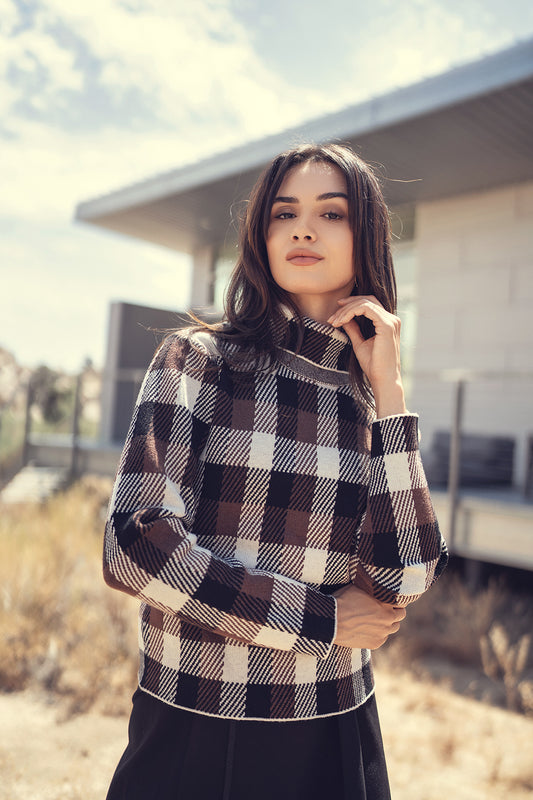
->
<box><xmin>411</xmin><ymin>181</ymin><xmax>533</xmax><ymax>488</ymax></box>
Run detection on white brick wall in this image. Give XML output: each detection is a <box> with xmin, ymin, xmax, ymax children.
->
<box><xmin>411</xmin><ymin>181</ymin><xmax>533</xmax><ymax>488</ymax></box>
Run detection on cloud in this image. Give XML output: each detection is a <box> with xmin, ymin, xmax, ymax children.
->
<box><xmin>0</xmin><ymin>0</ymin><xmax>20</xmax><ymax>36</ymax></box>
<box><xmin>1</xmin><ymin>19</ymin><xmax>84</xmax><ymax>122</ymax></box>
<box><xmin>1</xmin><ymin>0</ymin><xmax>329</xmax><ymax>226</ymax></box>
<box><xmin>6</xmin><ymin>0</ymin><xmax>525</xmax><ymax>230</ymax></box>
<box><xmin>28</xmin><ymin>0</ymin><xmax>325</xmax><ymax>134</ymax></box>
<box><xmin>2</xmin><ymin>0</ymin><xmax>532</xmax><ymax>371</ymax></box>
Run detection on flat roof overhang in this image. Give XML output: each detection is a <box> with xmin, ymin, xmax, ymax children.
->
<box><xmin>75</xmin><ymin>38</ymin><xmax>533</xmax><ymax>253</ymax></box>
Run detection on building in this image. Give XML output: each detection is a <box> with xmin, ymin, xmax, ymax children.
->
<box><xmin>75</xmin><ymin>39</ymin><xmax>533</xmax><ymax>570</ymax></box>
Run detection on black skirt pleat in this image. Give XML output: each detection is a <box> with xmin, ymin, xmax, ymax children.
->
<box><xmin>106</xmin><ymin>688</ymin><xmax>391</xmax><ymax>800</ymax></box>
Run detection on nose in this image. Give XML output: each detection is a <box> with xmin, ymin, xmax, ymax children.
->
<box><xmin>291</xmin><ymin>217</ymin><xmax>316</xmax><ymax>242</ymax></box>
<box><xmin>291</xmin><ymin>232</ymin><xmax>314</xmax><ymax>241</ymax></box>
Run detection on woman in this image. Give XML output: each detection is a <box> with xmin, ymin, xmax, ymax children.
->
<box><xmin>104</xmin><ymin>143</ymin><xmax>448</xmax><ymax>799</ymax></box>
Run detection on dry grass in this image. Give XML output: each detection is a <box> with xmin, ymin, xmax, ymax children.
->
<box><xmin>1</xmin><ymin>478</ymin><xmax>533</xmax><ymax>798</ymax></box>
<box><xmin>0</xmin><ymin>477</ymin><xmax>138</xmax><ymax>718</ymax></box>
<box><xmin>1</xmin><ymin>477</ymin><xmax>532</xmax><ymax>721</ymax></box>
<box><xmin>373</xmin><ymin>568</ymin><xmax>533</xmax><ymax>716</ymax></box>
<box><xmin>376</xmin><ymin>667</ymin><xmax>533</xmax><ymax>800</ymax></box>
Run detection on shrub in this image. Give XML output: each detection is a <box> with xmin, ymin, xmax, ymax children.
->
<box><xmin>0</xmin><ymin>477</ymin><xmax>138</xmax><ymax>718</ymax></box>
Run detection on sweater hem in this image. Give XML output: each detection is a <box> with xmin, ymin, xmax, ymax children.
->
<box><xmin>135</xmin><ymin>683</ymin><xmax>376</xmax><ymax>723</ymax></box>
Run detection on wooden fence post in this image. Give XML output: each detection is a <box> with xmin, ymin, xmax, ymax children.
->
<box><xmin>70</xmin><ymin>371</ymin><xmax>83</xmax><ymax>479</ymax></box>
<box><xmin>22</xmin><ymin>377</ymin><xmax>33</xmax><ymax>467</ymax></box>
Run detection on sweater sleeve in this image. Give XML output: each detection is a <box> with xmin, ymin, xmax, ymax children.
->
<box><xmin>103</xmin><ymin>332</ymin><xmax>336</xmax><ymax>658</ymax></box>
<box><xmin>352</xmin><ymin>413</ymin><xmax>448</xmax><ymax>606</ymax></box>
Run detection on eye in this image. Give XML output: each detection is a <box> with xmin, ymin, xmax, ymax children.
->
<box><xmin>273</xmin><ymin>210</ymin><xmax>295</xmax><ymax>220</ymax></box>
<box><xmin>323</xmin><ymin>211</ymin><xmax>343</xmax><ymax>220</ymax></box>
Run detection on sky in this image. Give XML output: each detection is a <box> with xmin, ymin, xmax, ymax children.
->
<box><xmin>1</xmin><ymin>0</ymin><xmax>533</xmax><ymax>372</ymax></box>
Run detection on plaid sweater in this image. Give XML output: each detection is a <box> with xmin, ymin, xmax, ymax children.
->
<box><xmin>104</xmin><ymin>314</ymin><xmax>448</xmax><ymax>721</ymax></box>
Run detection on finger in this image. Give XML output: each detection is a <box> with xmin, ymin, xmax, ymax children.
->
<box><xmin>389</xmin><ymin>622</ymin><xmax>402</xmax><ymax>635</ymax></box>
<box><xmin>328</xmin><ymin>300</ymin><xmax>392</xmax><ymax>329</ymax></box>
<box><xmin>380</xmin><ymin>603</ymin><xmax>406</xmax><ymax>620</ymax></box>
<box><xmin>336</xmin><ymin>297</ymin><xmax>399</xmax><ymax>332</ymax></box>
<box><xmin>342</xmin><ymin>318</ymin><xmax>365</xmax><ymax>348</ymax></box>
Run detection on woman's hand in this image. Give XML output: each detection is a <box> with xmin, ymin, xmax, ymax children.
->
<box><xmin>328</xmin><ymin>295</ymin><xmax>406</xmax><ymax>418</ymax></box>
<box><xmin>333</xmin><ymin>584</ymin><xmax>406</xmax><ymax>650</ymax></box>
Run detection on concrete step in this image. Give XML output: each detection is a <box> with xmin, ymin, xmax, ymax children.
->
<box><xmin>0</xmin><ymin>465</ymin><xmax>69</xmax><ymax>504</ymax></box>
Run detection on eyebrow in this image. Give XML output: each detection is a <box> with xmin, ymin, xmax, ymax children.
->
<box><xmin>272</xmin><ymin>191</ymin><xmax>348</xmax><ymax>204</ymax></box>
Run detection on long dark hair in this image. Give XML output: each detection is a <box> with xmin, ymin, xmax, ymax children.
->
<box><xmin>196</xmin><ymin>142</ymin><xmax>397</xmax><ymax>405</ymax></box>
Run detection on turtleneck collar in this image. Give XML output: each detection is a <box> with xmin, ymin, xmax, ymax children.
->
<box><xmin>279</xmin><ymin>306</ymin><xmax>352</xmax><ymax>373</ymax></box>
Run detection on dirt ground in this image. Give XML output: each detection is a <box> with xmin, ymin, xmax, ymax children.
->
<box><xmin>0</xmin><ymin>668</ymin><xmax>532</xmax><ymax>800</ymax></box>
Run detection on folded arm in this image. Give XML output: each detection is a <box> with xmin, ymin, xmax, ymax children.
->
<box><xmin>104</xmin><ymin>332</ymin><xmax>337</xmax><ymax>658</ymax></box>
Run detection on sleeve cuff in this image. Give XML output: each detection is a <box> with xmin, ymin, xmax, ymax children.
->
<box><xmin>373</xmin><ymin>411</ymin><xmax>418</xmax><ymax>422</ymax></box>
<box><xmin>371</xmin><ymin>413</ymin><xmax>420</xmax><ymax>456</ymax></box>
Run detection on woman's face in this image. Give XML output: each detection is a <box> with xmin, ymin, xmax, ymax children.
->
<box><xmin>266</xmin><ymin>160</ymin><xmax>355</xmax><ymax>320</ymax></box>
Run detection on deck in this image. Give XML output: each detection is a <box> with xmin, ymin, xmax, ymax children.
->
<box><xmin>431</xmin><ymin>488</ymin><xmax>533</xmax><ymax>571</ymax></box>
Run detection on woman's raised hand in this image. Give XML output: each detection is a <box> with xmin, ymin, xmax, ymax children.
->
<box><xmin>328</xmin><ymin>295</ymin><xmax>406</xmax><ymax>418</ymax></box>
<box><xmin>333</xmin><ymin>583</ymin><xmax>406</xmax><ymax>650</ymax></box>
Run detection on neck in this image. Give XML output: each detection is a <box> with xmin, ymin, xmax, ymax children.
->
<box><xmin>290</xmin><ymin>293</ymin><xmax>347</xmax><ymax>324</ymax></box>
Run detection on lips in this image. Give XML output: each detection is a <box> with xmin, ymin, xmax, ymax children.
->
<box><xmin>286</xmin><ymin>249</ymin><xmax>323</xmax><ymax>266</ymax></box>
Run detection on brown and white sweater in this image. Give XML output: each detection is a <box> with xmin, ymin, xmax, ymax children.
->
<box><xmin>104</xmin><ymin>314</ymin><xmax>448</xmax><ymax>721</ymax></box>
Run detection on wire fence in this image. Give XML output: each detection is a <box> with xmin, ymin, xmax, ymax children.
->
<box><xmin>1</xmin><ymin>360</ymin><xmax>532</xmax><ymax>574</ymax></box>
<box><xmin>2</xmin><ymin>365</ymin><xmax>532</xmax><ymax>491</ymax></box>
<box><xmin>0</xmin><ymin>363</ymin><xmax>102</xmax><ymax>487</ymax></box>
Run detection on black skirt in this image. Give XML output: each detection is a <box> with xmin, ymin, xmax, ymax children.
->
<box><xmin>106</xmin><ymin>688</ymin><xmax>391</xmax><ymax>800</ymax></box>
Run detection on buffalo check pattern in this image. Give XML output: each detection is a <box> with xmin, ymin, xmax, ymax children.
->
<box><xmin>104</xmin><ymin>315</ymin><xmax>448</xmax><ymax>721</ymax></box>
